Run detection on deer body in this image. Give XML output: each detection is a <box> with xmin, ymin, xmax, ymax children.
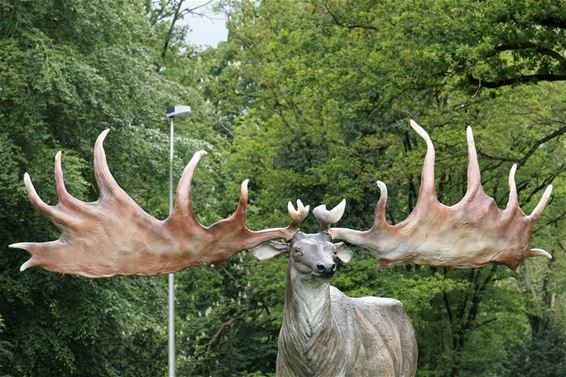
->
<box><xmin>278</xmin><ymin>277</ymin><xmax>417</xmax><ymax>377</ymax></box>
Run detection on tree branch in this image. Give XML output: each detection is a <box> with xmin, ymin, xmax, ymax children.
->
<box><xmin>205</xmin><ymin>313</ymin><xmax>246</xmax><ymax>351</ymax></box>
<box><xmin>495</xmin><ymin>13</ymin><xmax>566</xmax><ymax>29</ymax></box>
<box><xmin>478</xmin><ymin>125</ymin><xmax>566</xmax><ymax>167</ymax></box>
<box><xmin>477</xmin><ymin>151</ymin><xmax>516</xmax><ymax>163</ymax></box>
<box><xmin>322</xmin><ymin>1</ymin><xmax>377</xmax><ymax>31</ymax></box>
<box><xmin>532</xmin><ymin>15</ymin><xmax>566</xmax><ymax>29</ymax></box>
<box><xmin>159</xmin><ymin>0</ymin><xmax>185</xmax><ymax>65</ymax></box>
<box><xmin>183</xmin><ymin>0</ymin><xmax>215</xmax><ymax>15</ymax></box>
<box><xmin>518</xmin><ymin>125</ymin><xmax>566</xmax><ymax>166</ymax></box>
<box><xmin>524</xmin><ymin>163</ymin><xmax>565</xmax><ymax>204</ymax></box>
<box><xmin>468</xmin><ymin>73</ymin><xmax>566</xmax><ymax>89</ymax></box>
<box><xmin>490</xmin><ymin>42</ymin><xmax>566</xmax><ymax>68</ymax></box>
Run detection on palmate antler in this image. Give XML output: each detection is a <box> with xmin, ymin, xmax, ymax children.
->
<box><xmin>10</xmin><ymin>130</ymin><xmax>309</xmax><ymax>277</ymax></box>
<box><xmin>326</xmin><ymin>121</ymin><xmax>553</xmax><ymax>271</ymax></box>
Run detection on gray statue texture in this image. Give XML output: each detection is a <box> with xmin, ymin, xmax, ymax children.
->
<box><xmin>11</xmin><ymin>120</ymin><xmax>553</xmax><ymax>376</ymax></box>
<box><xmin>254</xmin><ymin>203</ymin><xmax>418</xmax><ymax>377</ymax></box>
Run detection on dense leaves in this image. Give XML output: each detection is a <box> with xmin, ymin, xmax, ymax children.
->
<box><xmin>0</xmin><ymin>0</ymin><xmax>217</xmax><ymax>375</ymax></box>
<box><xmin>1</xmin><ymin>0</ymin><xmax>565</xmax><ymax>376</ymax></box>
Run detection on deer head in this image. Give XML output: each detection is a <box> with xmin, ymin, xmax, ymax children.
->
<box><xmin>253</xmin><ymin>200</ymin><xmax>352</xmax><ymax>283</ymax></box>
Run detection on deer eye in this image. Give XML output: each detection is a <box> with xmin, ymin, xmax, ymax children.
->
<box><xmin>293</xmin><ymin>249</ymin><xmax>303</xmax><ymax>257</ymax></box>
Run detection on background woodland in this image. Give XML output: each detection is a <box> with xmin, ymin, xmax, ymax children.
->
<box><xmin>0</xmin><ymin>1</ymin><xmax>565</xmax><ymax>376</ymax></box>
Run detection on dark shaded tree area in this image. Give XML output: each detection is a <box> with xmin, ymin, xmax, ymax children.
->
<box><xmin>1</xmin><ymin>1</ymin><xmax>565</xmax><ymax>376</ymax></box>
<box><xmin>0</xmin><ymin>0</ymin><xmax>220</xmax><ymax>375</ymax></box>
<box><xmin>191</xmin><ymin>1</ymin><xmax>566</xmax><ymax>376</ymax></box>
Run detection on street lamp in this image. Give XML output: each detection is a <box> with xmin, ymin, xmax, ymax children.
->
<box><xmin>166</xmin><ymin>105</ymin><xmax>192</xmax><ymax>377</ymax></box>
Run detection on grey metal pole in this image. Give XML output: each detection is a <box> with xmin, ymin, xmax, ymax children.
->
<box><xmin>168</xmin><ymin>117</ymin><xmax>176</xmax><ymax>377</ymax></box>
<box><xmin>165</xmin><ymin>105</ymin><xmax>189</xmax><ymax>377</ymax></box>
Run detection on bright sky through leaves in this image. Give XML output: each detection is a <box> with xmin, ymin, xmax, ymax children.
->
<box><xmin>182</xmin><ymin>0</ymin><xmax>228</xmax><ymax>47</ymax></box>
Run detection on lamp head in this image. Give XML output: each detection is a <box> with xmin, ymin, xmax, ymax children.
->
<box><xmin>166</xmin><ymin>105</ymin><xmax>192</xmax><ymax>118</ymax></box>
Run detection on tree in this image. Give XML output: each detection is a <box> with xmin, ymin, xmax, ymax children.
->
<box><xmin>192</xmin><ymin>1</ymin><xmax>566</xmax><ymax>375</ymax></box>
<box><xmin>0</xmin><ymin>0</ymin><xmax>219</xmax><ymax>375</ymax></box>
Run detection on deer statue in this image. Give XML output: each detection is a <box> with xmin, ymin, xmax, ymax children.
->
<box><xmin>253</xmin><ymin>202</ymin><xmax>418</xmax><ymax>377</ymax></box>
<box><xmin>10</xmin><ymin>121</ymin><xmax>553</xmax><ymax>376</ymax></box>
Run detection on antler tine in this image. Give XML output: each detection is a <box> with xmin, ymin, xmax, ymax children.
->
<box><xmin>465</xmin><ymin>126</ymin><xmax>482</xmax><ymax>194</ymax></box>
<box><xmin>288</xmin><ymin>199</ymin><xmax>310</xmax><ymax>225</ymax></box>
<box><xmin>506</xmin><ymin>164</ymin><xmax>518</xmax><ymax>209</ymax></box>
<box><xmin>224</xmin><ymin>179</ymin><xmax>250</xmax><ymax>224</ymax></box>
<box><xmin>18</xmin><ymin>246</ymin><xmax>39</xmax><ymax>271</ymax></box>
<box><xmin>372</xmin><ymin>181</ymin><xmax>389</xmax><ymax>228</ymax></box>
<box><xmin>232</xmin><ymin>199</ymin><xmax>310</xmax><ymax>247</ymax></box>
<box><xmin>22</xmin><ymin>172</ymin><xmax>77</xmax><ymax>228</ymax></box>
<box><xmin>235</xmin><ymin>179</ymin><xmax>249</xmax><ymax>217</ymax></box>
<box><xmin>93</xmin><ymin>129</ymin><xmax>122</xmax><ymax>198</ymax></box>
<box><xmin>54</xmin><ymin>151</ymin><xmax>78</xmax><ymax>207</ymax></box>
<box><xmin>529</xmin><ymin>184</ymin><xmax>553</xmax><ymax>221</ymax></box>
<box><xmin>54</xmin><ymin>151</ymin><xmax>67</xmax><ymax>200</ymax></box>
<box><xmin>10</xmin><ymin>241</ymin><xmax>51</xmax><ymax>271</ymax></box>
<box><xmin>410</xmin><ymin>120</ymin><xmax>436</xmax><ymax>198</ymax></box>
<box><xmin>313</xmin><ymin>199</ymin><xmax>346</xmax><ymax>232</ymax></box>
<box><xmin>528</xmin><ymin>248</ymin><xmax>552</xmax><ymax>259</ymax></box>
<box><xmin>174</xmin><ymin>150</ymin><xmax>207</xmax><ymax>221</ymax></box>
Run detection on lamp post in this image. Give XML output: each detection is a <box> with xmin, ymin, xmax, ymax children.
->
<box><xmin>166</xmin><ymin>105</ymin><xmax>192</xmax><ymax>377</ymax></box>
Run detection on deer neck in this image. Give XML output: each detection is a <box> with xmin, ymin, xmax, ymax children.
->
<box><xmin>278</xmin><ymin>266</ymin><xmax>346</xmax><ymax>375</ymax></box>
<box><xmin>284</xmin><ymin>268</ymin><xmax>332</xmax><ymax>331</ymax></box>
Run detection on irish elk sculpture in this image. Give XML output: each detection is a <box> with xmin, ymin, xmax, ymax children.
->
<box><xmin>254</xmin><ymin>204</ymin><xmax>418</xmax><ymax>377</ymax></box>
<box><xmin>11</xmin><ymin>121</ymin><xmax>553</xmax><ymax>377</ymax></box>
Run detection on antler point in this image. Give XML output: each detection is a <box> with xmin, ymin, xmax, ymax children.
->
<box><xmin>530</xmin><ymin>248</ymin><xmax>552</xmax><ymax>259</ymax></box>
<box><xmin>529</xmin><ymin>184</ymin><xmax>553</xmax><ymax>220</ymax></box>
<box><xmin>95</xmin><ymin>129</ymin><xmax>111</xmax><ymax>149</ymax></box>
<box><xmin>287</xmin><ymin>201</ymin><xmax>296</xmax><ymax>213</ymax></box>
<box><xmin>409</xmin><ymin>119</ymin><xmax>421</xmax><ymax>132</ymax></box>
<box><xmin>466</xmin><ymin>126</ymin><xmax>475</xmax><ymax>142</ymax></box>
<box><xmin>376</xmin><ymin>180</ymin><xmax>387</xmax><ymax>190</ymax></box>
<box><xmin>20</xmin><ymin>258</ymin><xmax>35</xmax><ymax>272</ymax></box>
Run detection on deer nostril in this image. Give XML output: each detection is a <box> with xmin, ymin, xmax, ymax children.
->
<box><xmin>331</xmin><ymin>263</ymin><xmax>336</xmax><ymax>272</ymax></box>
<box><xmin>316</xmin><ymin>264</ymin><xmax>326</xmax><ymax>273</ymax></box>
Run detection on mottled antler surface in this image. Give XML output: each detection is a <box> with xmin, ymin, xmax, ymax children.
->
<box><xmin>327</xmin><ymin>120</ymin><xmax>552</xmax><ymax>271</ymax></box>
<box><xmin>11</xmin><ymin>130</ymin><xmax>309</xmax><ymax>277</ymax></box>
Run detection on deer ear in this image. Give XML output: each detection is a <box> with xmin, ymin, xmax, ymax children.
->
<box><xmin>252</xmin><ymin>241</ymin><xmax>290</xmax><ymax>261</ymax></box>
<box><xmin>334</xmin><ymin>242</ymin><xmax>353</xmax><ymax>263</ymax></box>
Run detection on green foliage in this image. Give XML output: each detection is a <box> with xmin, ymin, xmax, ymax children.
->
<box><xmin>189</xmin><ymin>1</ymin><xmax>566</xmax><ymax>375</ymax></box>
<box><xmin>505</xmin><ymin>319</ymin><xmax>566</xmax><ymax>377</ymax></box>
<box><xmin>0</xmin><ymin>0</ymin><xmax>219</xmax><ymax>375</ymax></box>
<box><xmin>0</xmin><ymin>315</ymin><xmax>13</xmax><ymax>377</ymax></box>
<box><xmin>1</xmin><ymin>0</ymin><xmax>565</xmax><ymax>376</ymax></box>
